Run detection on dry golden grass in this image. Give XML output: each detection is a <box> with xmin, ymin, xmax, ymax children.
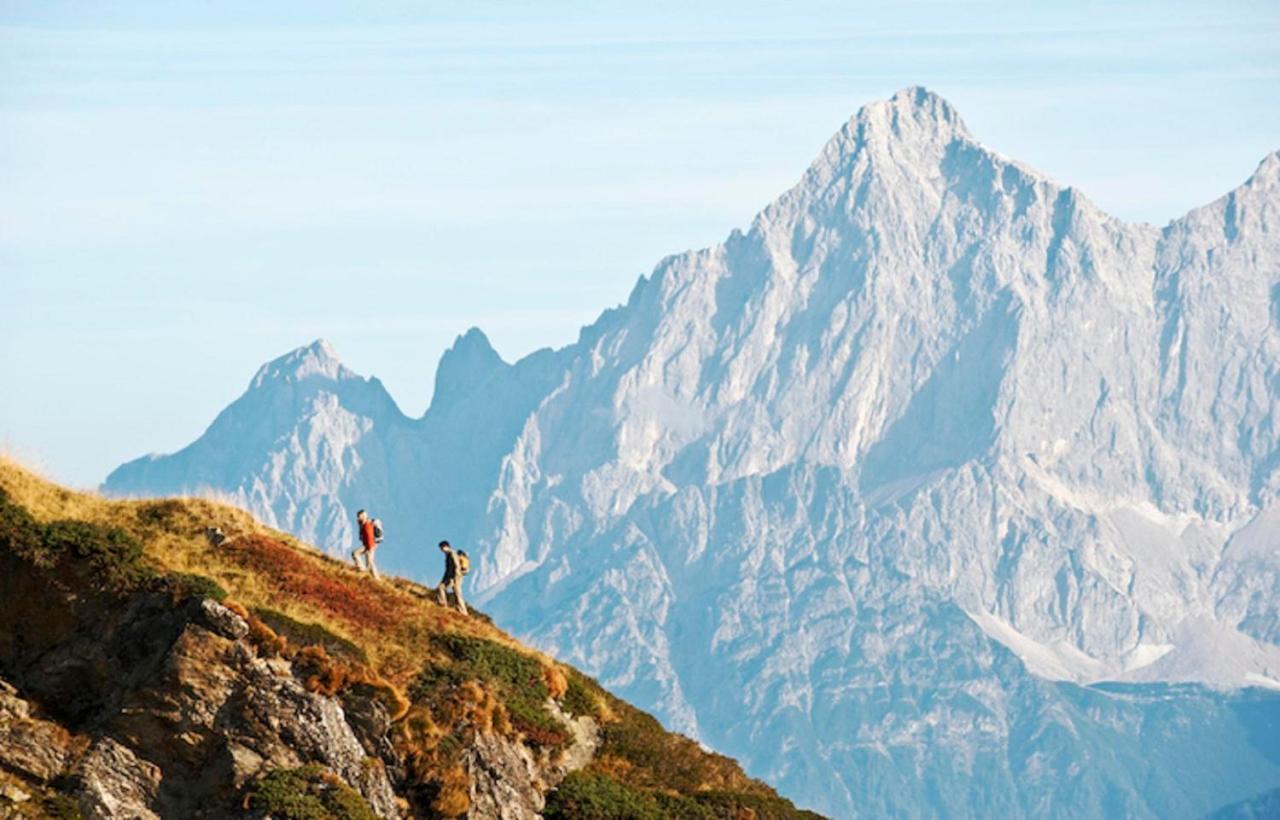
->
<box><xmin>0</xmin><ymin>457</ymin><xmax>560</xmax><ymax>693</ymax></box>
<box><xmin>544</xmin><ymin>663</ymin><xmax>569</xmax><ymax>701</ymax></box>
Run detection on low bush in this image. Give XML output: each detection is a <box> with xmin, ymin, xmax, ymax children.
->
<box><xmin>168</xmin><ymin>571</ymin><xmax>228</xmax><ymax>602</ymax></box>
<box><xmin>244</xmin><ymin>764</ymin><xmax>379</xmax><ymax>820</ymax></box>
<box><xmin>0</xmin><ymin>489</ymin><xmax>152</xmax><ymax>590</ymax></box>
<box><xmin>686</xmin><ymin>789</ymin><xmax>827</xmax><ymax>819</ymax></box>
<box><xmin>0</xmin><ymin>488</ymin><xmax>41</xmax><ymax>557</ymax></box>
<box><xmin>596</xmin><ymin>702</ymin><xmax>767</xmax><ymax>795</ymax></box>
<box><xmin>423</xmin><ymin>633</ymin><xmax>569</xmax><ymax>749</ymax></box>
<box><xmin>546</xmin><ymin>769</ymin><xmax>824</xmax><ymax>820</ymax></box>
<box><xmin>543</xmin><ymin>770</ymin><xmax>663</xmax><ymax>819</ymax></box>
<box><xmin>560</xmin><ymin>669</ymin><xmax>603</xmax><ymax>720</ymax></box>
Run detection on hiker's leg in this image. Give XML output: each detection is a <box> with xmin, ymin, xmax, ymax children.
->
<box><xmin>454</xmin><ymin>577</ymin><xmax>468</xmax><ymax>615</ymax></box>
<box><xmin>368</xmin><ymin>549</ymin><xmax>379</xmax><ymax>580</ymax></box>
<box><xmin>352</xmin><ymin>547</ymin><xmax>364</xmax><ymax>570</ymax></box>
<box><xmin>436</xmin><ymin>579</ymin><xmax>449</xmax><ymax>606</ymax></box>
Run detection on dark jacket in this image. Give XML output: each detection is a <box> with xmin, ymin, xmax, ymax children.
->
<box><xmin>441</xmin><ymin>548</ymin><xmax>460</xmax><ymax>582</ymax></box>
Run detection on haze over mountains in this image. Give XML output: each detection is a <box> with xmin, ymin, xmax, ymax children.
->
<box><xmin>106</xmin><ymin>88</ymin><xmax>1280</xmax><ymax>817</ymax></box>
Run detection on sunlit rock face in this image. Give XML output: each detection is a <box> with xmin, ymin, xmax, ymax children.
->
<box><xmin>106</xmin><ymin>88</ymin><xmax>1280</xmax><ymax>817</ymax></box>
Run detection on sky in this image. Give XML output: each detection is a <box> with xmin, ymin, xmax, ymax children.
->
<box><xmin>1</xmin><ymin>0</ymin><xmax>1278</xmax><ymax>488</ymax></box>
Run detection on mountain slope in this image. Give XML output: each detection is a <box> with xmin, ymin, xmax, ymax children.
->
<box><xmin>102</xmin><ymin>88</ymin><xmax>1280</xmax><ymax>817</ymax></box>
<box><xmin>1</xmin><ymin>459</ymin><xmax>817</xmax><ymax>819</ymax></box>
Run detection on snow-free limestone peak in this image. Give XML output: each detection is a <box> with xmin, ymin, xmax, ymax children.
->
<box><xmin>250</xmin><ymin>338</ymin><xmax>353</xmax><ymax>388</ymax></box>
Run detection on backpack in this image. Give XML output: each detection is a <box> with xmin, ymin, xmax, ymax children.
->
<box><xmin>372</xmin><ymin>519</ymin><xmax>384</xmax><ymax>543</ymax></box>
<box><xmin>456</xmin><ymin>550</ymin><xmax>471</xmax><ymax>575</ymax></box>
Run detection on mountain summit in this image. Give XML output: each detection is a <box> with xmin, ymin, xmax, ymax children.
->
<box><xmin>251</xmin><ymin>338</ymin><xmax>352</xmax><ymax>387</ymax></box>
<box><xmin>103</xmin><ymin>89</ymin><xmax>1280</xmax><ymax>817</ymax></box>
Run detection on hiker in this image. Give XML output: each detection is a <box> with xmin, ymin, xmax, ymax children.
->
<box><xmin>435</xmin><ymin>540</ymin><xmax>469</xmax><ymax>615</ymax></box>
<box><xmin>352</xmin><ymin>509</ymin><xmax>381</xmax><ymax>580</ymax></box>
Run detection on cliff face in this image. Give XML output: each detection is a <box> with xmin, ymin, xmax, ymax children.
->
<box><xmin>0</xmin><ymin>460</ymin><xmax>820</xmax><ymax>819</ymax></box>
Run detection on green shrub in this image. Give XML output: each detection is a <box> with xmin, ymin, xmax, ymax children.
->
<box><xmin>0</xmin><ymin>490</ymin><xmax>152</xmax><ymax>589</ymax></box>
<box><xmin>561</xmin><ymin>669</ymin><xmax>602</xmax><ymax>719</ymax></box>
<box><xmin>599</xmin><ymin>707</ymin><xmax>706</xmax><ymax>791</ymax></box>
<box><xmin>419</xmin><ymin>633</ymin><xmax>570</xmax><ymax>749</ymax></box>
<box><xmin>245</xmin><ymin>764</ymin><xmax>379</xmax><ymax>820</ymax></box>
<box><xmin>688</xmin><ymin>790</ymin><xmax>827</xmax><ymax>819</ymax></box>
<box><xmin>168</xmin><ymin>571</ymin><xmax>227</xmax><ymax>602</ymax></box>
<box><xmin>545</xmin><ymin>770</ymin><xmax>825</xmax><ymax>820</ymax></box>
<box><xmin>410</xmin><ymin>662</ymin><xmax>467</xmax><ymax>703</ymax></box>
<box><xmin>0</xmin><ymin>489</ymin><xmax>42</xmax><ymax>559</ymax></box>
<box><xmin>543</xmin><ymin>771</ymin><xmax>663</xmax><ymax>819</ymax></box>
<box><xmin>41</xmin><ymin>519</ymin><xmax>151</xmax><ymax>588</ymax></box>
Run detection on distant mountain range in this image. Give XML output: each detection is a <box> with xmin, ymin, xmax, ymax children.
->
<box><xmin>106</xmin><ymin>87</ymin><xmax>1280</xmax><ymax>817</ymax></box>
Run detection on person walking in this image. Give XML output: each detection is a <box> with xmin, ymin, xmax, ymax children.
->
<box><xmin>352</xmin><ymin>509</ymin><xmax>380</xmax><ymax>580</ymax></box>
<box><xmin>435</xmin><ymin>540</ymin><xmax>468</xmax><ymax>615</ymax></box>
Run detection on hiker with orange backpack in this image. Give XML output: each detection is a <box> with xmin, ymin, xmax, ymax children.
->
<box><xmin>352</xmin><ymin>509</ymin><xmax>382</xmax><ymax>580</ymax></box>
<box><xmin>435</xmin><ymin>540</ymin><xmax>469</xmax><ymax>615</ymax></box>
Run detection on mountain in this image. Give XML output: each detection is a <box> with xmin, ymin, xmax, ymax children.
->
<box><xmin>103</xmin><ymin>88</ymin><xmax>1280</xmax><ymax>817</ymax></box>
<box><xmin>0</xmin><ymin>459</ymin><xmax>817</xmax><ymax>819</ymax></box>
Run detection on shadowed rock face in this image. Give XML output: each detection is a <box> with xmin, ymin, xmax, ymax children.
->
<box><xmin>103</xmin><ymin>88</ymin><xmax>1280</xmax><ymax>816</ymax></box>
<box><xmin>0</xmin><ymin>544</ymin><xmax>403</xmax><ymax>819</ymax></box>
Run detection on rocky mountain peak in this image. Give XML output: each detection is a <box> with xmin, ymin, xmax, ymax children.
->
<box><xmin>863</xmin><ymin>85</ymin><xmax>967</xmax><ymax>140</ymax></box>
<box><xmin>429</xmin><ymin>327</ymin><xmax>507</xmax><ymax>413</ymax></box>
<box><xmin>250</xmin><ymin>338</ymin><xmax>351</xmax><ymax>389</ymax></box>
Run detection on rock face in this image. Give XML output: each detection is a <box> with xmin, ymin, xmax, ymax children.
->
<box><xmin>73</xmin><ymin>737</ymin><xmax>163</xmax><ymax>820</ymax></box>
<box><xmin>0</xmin><ymin>547</ymin><xmax>404</xmax><ymax>819</ymax></box>
<box><xmin>462</xmin><ymin>703</ymin><xmax>600</xmax><ymax>820</ymax></box>
<box><xmin>103</xmin><ymin>88</ymin><xmax>1280</xmax><ymax>817</ymax></box>
<box><xmin>0</xmin><ymin>680</ymin><xmax>73</xmax><ymax>786</ymax></box>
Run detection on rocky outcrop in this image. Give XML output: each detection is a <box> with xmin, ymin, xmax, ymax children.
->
<box><xmin>222</xmin><ymin>655</ymin><xmax>400</xmax><ymax>817</ymax></box>
<box><xmin>0</xmin><ymin>552</ymin><xmax>611</xmax><ymax>819</ymax></box>
<box><xmin>72</xmin><ymin>737</ymin><xmax>162</xmax><ymax>820</ymax></box>
<box><xmin>463</xmin><ymin>705</ymin><xmax>599</xmax><ymax>820</ymax></box>
<box><xmin>464</xmin><ymin>732</ymin><xmax>545</xmax><ymax>820</ymax></box>
<box><xmin>0</xmin><ymin>541</ymin><xmax>403</xmax><ymax>819</ymax></box>
<box><xmin>0</xmin><ymin>680</ymin><xmax>74</xmax><ymax>786</ymax></box>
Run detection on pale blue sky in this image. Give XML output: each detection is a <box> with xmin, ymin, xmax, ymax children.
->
<box><xmin>2</xmin><ymin>1</ymin><xmax>1278</xmax><ymax>486</ymax></box>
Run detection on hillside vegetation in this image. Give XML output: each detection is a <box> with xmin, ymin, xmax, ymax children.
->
<box><xmin>0</xmin><ymin>458</ymin><xmax>821</xmax><ymax>819</ymax></box>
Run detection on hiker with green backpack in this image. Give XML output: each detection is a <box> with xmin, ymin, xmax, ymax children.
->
<box><xmin>435</xmin><ymin>540</ymin><xmax>470</xmax><ymax>615</ymax></box>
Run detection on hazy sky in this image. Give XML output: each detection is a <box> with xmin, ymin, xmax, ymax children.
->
<box><xmin>2</xmin><ymin>0</ymin><xmax>1278</xmax><ymax>487</ymax></box>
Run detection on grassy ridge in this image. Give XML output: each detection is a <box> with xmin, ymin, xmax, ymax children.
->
<box><xmin>0</xmin><ymin>459</ymin><xmax>821</xmax><ymax>818</ymax></box>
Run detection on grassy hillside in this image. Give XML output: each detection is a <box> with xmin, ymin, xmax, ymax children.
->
<box><xmin>0</xmin><ymin>459</ymin><xmax>821</xmax><ymax>819</ymax></box>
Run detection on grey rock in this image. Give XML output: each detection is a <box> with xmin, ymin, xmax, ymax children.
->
<box><xmin>197</xmin><ymin>599</ymin><xmax>250</xmax><ymax>641</ymax></box>
<box><xmin>0</xmin><ymin>680</ymin><xmax>72</xmax><ymax>784</ymax></box>
<box><xmin>225</xmin><ymin>659</ymin><xmax>400</xmax><ymax>819</ymax></box>
<box><xmin>464</xmin><ymin>732</ymin><xmax>544</xmax><ymax>820</ymax></box>
<box><xmin>73</xmin><ymin>736</ymin><xmax>161</xmax><ymax>820</ymax></box>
